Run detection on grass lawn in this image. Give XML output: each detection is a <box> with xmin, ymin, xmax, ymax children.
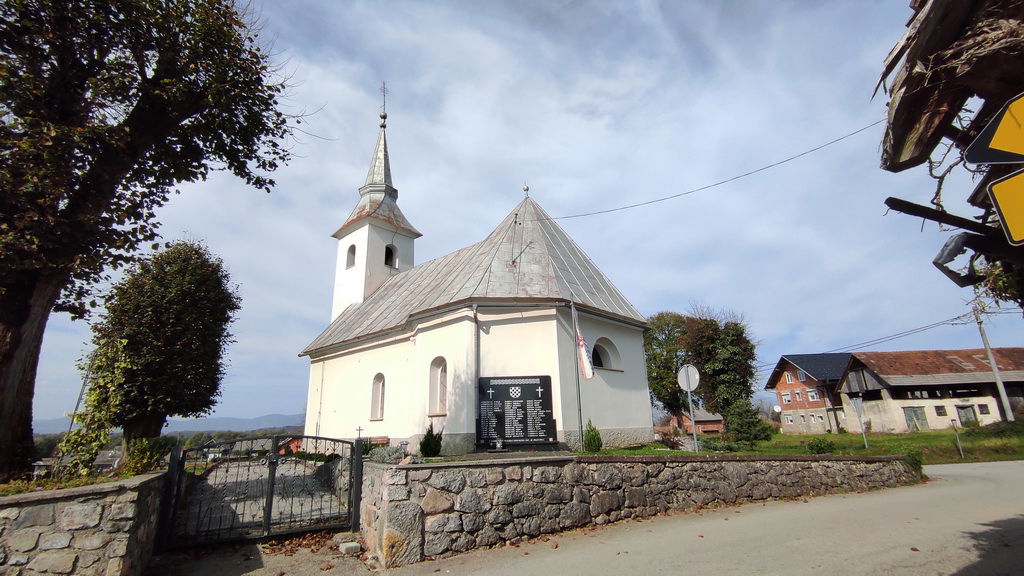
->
<box><xmin>597</xmin><ymin>421</ymin><xmax>1024</xmax><ymax>465</ymax></box>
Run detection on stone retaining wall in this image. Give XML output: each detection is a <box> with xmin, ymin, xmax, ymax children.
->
<box><xmin>0</xmin><ymin>472</ymin><xmax>164</xmax><ymax>576</ymax></box>
<box><xmin>360</xmin><ymin>454</ymin><xmax>917</xmax><ymax>568</ymax></box>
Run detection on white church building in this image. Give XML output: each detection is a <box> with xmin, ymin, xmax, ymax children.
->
<box><xmin>302</xmin><ymin>111</ymin><xmax>654</xmax><ymax>453</ymax></box>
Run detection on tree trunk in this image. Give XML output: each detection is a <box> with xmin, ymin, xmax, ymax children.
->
<box><xmin>0</xmin><ymin>271</ymin><xmax>68</xmax><ymax>482</ymax></box>
<box><xmin>121</xmin><ymin>413</ymin><xmax>168</xmax><ymax>452</ymax></box>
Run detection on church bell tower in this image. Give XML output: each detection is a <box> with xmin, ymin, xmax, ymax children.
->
<box><xmin>330</xmin><ymin>108</ymin><xmax>421</xmax><ymax>321</ymax></box>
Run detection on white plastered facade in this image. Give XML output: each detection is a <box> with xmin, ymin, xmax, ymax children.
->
<box><xmin>304</xmin><ymin>305</ymin><xmax>653</xmax><ymax>454</ymax></box>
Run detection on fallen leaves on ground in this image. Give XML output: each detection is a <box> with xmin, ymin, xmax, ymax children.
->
<box><xmin>262</xmin><ymin>531</ymin><xmax>337</xmax><ymax>556</ymax></box>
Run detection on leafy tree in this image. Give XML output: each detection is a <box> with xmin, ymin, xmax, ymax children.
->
<box><xmin>723</xmin><ymin>399</ymin><xmax>773</xmax><ymax>448</ymax></box>
<box><xmin>644</xmin><ymin>307</ymin><xmax>758</xmax><ymax>420</ymax></box>
<box><xmin>644</xmin><ymin>312</ymin><xmax>690</xmax><ymax>424</ymax></box>
<box><xmin>0</xmin><ymin>0</ymin><xmax>291</xmax><ymax>480</ymax></box>
<box><xmin>85</xmin><ymin>241</ymin><xmax>241</xmax><ymax>447</ymax></box>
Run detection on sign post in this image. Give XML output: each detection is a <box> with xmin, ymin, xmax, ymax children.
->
<box><xmin>850</xmin><ymin>396</ymin><xmax>868</xmax><ymax>449</ymax></box>
<box><xmin>677</xmin><ymin>365</ymin><xmax>700</xmax><ymax>453</ymax></box>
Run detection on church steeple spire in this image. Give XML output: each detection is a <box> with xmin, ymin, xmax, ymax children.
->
<box><xmin>362</xmin><ymin>111</ymin><xmax>394</xmax><ymax>191</ymax></box>
<box><xmin>329</xmin><ymin>97</ymin><xmax>421</xmax><ymax>321</ymax></box>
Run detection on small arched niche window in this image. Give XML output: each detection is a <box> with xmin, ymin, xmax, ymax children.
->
<box><xmin>591</xmin><ymin>337</ymin><xmax>621</xmax><ymax>370</ymax></box>
<box><xmin>428</xmin><ymin>357</ymin><xmax>448</xmax><ymax>415</ymax></box>
<box><xmin>384</xmin><ymin>244</ymin><xmax>397</xmax><ymax>268</ymax></box>
<box><xmin>370</xmin><ymin>373</ymin><xmax>385</xmax><ymax>420</ymax></box>
<box><xmin>346</xmin><ymin>245</ymin><xmax>356</xmax><ymax>269</ymax></box>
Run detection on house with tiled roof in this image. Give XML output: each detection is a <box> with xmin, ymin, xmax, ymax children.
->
<box><xmin>765</xmin><ymin>353</ymin><xmax>851</xmax><ymax>434</ymax></box>
<box><xmin>301</xmin><ymin>111</ymin><xmax>654</xmax><ymax>454</ymax></box>
<box><xmin>837</xmin><ymin>348</ymin><xmax>1024</xmax><ymax>433</ymax></box>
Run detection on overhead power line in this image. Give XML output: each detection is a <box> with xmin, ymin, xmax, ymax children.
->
<box><xmin>548</xmin><ymin>119</ymin><xmax>886</xmax><ymax>221</ymax></box>
<box><xmin>753</xmin><ymin>307</ymin><xmax>1018</xmax><ymax>373</ymax></box>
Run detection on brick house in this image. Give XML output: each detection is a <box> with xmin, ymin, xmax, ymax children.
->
<box><xmin>765</xmin><ymin>353</ymin><xmax>851</xmax><ymax>434</ymax></box>
<box><xmin>678</xmin><ymin>408</ymin><xmax>724</xmax><ymax>434</ymax></box>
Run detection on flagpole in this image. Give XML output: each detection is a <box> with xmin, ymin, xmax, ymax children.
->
<box><xmin>570</xmin><ymin>301</ymin><xmax>585</xmax><ymax>449</ymax></box>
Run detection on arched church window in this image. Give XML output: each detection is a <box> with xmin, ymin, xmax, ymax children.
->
<box><xmin>429</xmin><ymin>357</ymin><xmax>447</xmax><ymax>415</ymax></box>
<box><xmin>371</xmin><ymin>373</ymin><xmax>385</xmax><ymax>420</ymax></box>
<box><xmin>384</xmin><ymin>244</ymin><xmax>397</xmax><ymax>268</ymax></box>
<box><xmin>592</xmin><ymin>338</ymin><xmax>621</xmax><ymax>370</ymax></box>
<box><xmin>346</xmin><ymin>245</ymin><xmax>356</xmax><ymax>269</ymax></box>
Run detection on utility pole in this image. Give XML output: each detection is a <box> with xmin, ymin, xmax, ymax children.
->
<box><xmin>974</xmin><ymin>303</ymin><xmax>1015</xmax><ymax>422</ymax></box>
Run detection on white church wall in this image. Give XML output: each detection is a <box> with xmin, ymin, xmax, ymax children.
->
<box><xmin>365</xmin><ymin>224</ymin><xmax>415</xmax><ymax>299</ymax></box>
<box><xmin>331</xmin><ymin>224</ymin><xmax>370</xmax><ymax>320</ymax></box>
<box><xmin>304</xmin><ymin>337</ymin><xmax>417</xmax><ymax>441</ymax></box>
<box><xmin>557</xmin><ymin>309</ymin><xmax>654</xmax><ymax>448</ymax></box>
<box><xmin>409</xmin><ymin>309</ymin><xmax>475</xmax><ymax>454</ymax></box>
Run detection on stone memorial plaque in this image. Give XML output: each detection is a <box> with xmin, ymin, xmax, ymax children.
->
<box><xmin>477</xmin><ymin>376</ymin><xmax>557</xmax><ymax>446</ymax></box>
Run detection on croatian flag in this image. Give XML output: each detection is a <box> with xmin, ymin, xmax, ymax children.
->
<box><xmin>573</xmin><ymin>305</ymin><xmax>594</xmax><ymax>380</ymax></box>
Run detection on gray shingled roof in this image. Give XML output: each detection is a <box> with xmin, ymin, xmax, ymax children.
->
<box><xmin>303</xmin><ymin>196</ymin><xmax>644</xmax><ymax>356</ymax></box>
<box><xmin>764</xmin><ymin>353</ymin><xmax>852</xmax><ymax>389</ymax></box>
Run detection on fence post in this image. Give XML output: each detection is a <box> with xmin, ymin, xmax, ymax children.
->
<box><xmin>350</xmin><ymin>438</ymin><xmax>364</xmax><ymax>533</ymax></box>
<box><xmin>263</xmin><ymin>437</ymin><xmax>280</xmax><ymax>537</ymax></box>
<box><xmin>155</xmin><ymin>445</ymin><xmax>182</xmax><ymax>552</ymax></box>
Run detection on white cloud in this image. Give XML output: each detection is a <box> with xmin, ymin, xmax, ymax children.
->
<box><xmin>32</xmin><ymin>0</ymin><xmax>1021</xmax><ymax>421</ymax></box>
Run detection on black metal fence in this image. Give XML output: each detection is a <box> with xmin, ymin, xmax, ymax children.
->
<box><xmin>164</xmin><ymin>435</ymin><xmax>361</xmax><ymax>548</ymax></box>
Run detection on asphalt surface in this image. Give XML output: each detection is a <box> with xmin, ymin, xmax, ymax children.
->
<box><xmin>147</xmin><ymin>461</ymin><xmax>1024</xmax><ymax>576</ymax></box>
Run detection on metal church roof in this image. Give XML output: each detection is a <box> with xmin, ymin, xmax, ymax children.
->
<box><xmin>303</xmin><ymin>196</ymin><xmax>645</xmax><ymax>356</ymax></box>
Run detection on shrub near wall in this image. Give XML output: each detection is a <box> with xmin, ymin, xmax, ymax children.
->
<box><xmin>0</xmin><ymin>472</ymin><xmax>164</xmax><ymax>576</ymax></box>
<box><xmin>360</xmin><ymin>454</ymin><xmax>917</xmax><ymax>568</ymax></box>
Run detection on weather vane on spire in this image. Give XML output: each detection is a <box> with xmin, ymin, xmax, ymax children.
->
<box><xmin>379</xmin><ymin>81</ymin><xmax>388</xmax><ymax>128</ymax></box>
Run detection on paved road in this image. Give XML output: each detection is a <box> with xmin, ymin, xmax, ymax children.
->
<box><xmin>385</xmin><ymin>461</ymin><xmax>1024</xmax><ymax>576</ymax></box>
<box><xmin>150</xmin><ymin>461</ymin><xmax>1024</xmax><ymax>576</ymax></box>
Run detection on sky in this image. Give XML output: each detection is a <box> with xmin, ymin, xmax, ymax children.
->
<box><xmin>33</xmin><ymin>0</ymin><xmax>1022</xmax><ymax>422</ymax></box>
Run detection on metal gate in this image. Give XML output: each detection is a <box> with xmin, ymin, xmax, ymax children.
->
<box><xmin>164</xmin><ymin>435</ymin><xmax>361</xmax><ymax>547</ymax></box>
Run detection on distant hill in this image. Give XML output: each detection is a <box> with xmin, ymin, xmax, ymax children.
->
<box><xmin>34</xmin><ymin>413</ymin><xmax>304</xmax><ymax>435</ymax></box>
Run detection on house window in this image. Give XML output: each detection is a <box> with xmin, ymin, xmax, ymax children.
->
<box><xmin>384</xmin><ymin>244</ymin><xmax>397</xmax><ymax>268</ymax></box>
<box><xmin>429</xmin><ymin>357</ymin><xmax>448</xmax><ymax>416</ymax></box>
<box><xmin>785</xmin><ymin>414</ymin><xmax>793</xmax><ymax>424</ymax></box>
<box><xmin>785</xmin><ymin>372</ymin><xmax>794</xmax><ymax>384</ymax></box>
<box><xmin>978</xmin><ymin>404</ymin><xmax>990</xmax><ymax>415</ymax></box>
<box><xmin>370</xmin><ymin>373</ymin><xmax>385</xmax><ymax>420</ymax></box>
<box><xmin>797</xmin><ymin>369</ymin><xmax>807</xmax><ymax>382</ymax></box>
<box><xmin>800</xmin><ymin>414</ymin><xmax>806</xmax><ymax>423</ymax></box>
<box><xmin>346</xmin><ymin>245</ymin><xmax>356</xmax><ymax>269</ymax></box>
<box><xmin>807</xmin><ymin>389</ymin><xmax>819</xmax><ymax>401</ymax></box>
<box><xmin>592</xmin><ymin>338</ymin><xmax>621</xmax><ymax>370</ymax></box>
<box><xmin>935</xmin><ymin>406</ymin><xmax>947</xmax><ymax>417</ymax></box>
<box><xmin>795</xmin><ymin>391</ymin><xmax>802</xmax><ymax>402</ymax></box>
<box><xmin>817</xmin><ymin>414</ymin><xmax>825</xmax><ymax>422</ymax></box>
<box><xmin>781</xmin><ymin>393</ymin><xmax>791</xmax><ymax>404</ymax></box>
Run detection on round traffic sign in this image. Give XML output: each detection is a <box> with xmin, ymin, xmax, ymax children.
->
<box><xmin>676</xmin><ymin>364</ymin><xmax>699</xmax><ymax>392</ymax></box>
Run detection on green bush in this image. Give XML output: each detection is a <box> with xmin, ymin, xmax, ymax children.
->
<box><xmin>902</xmin><ymin>449</ymin><xmax>924</xmax><ymax>478</ymax></box>
<box><xmin>420</xmin><ymin>422</ymin><xmax>443</xmax><ymax>457</ymax></box>
<box><xmin>700</xmin><ymin>438</ymin><xmax>739</xmax><ymax>452</ymax></box>
<box><xmin>583</xmin><ymin>419</ymin><xmax>603</xmax><ymax>453</ymax></box>
<box><xmin>723</xmin><ymin>400</ymin><xmax>773</xmax><ymax>448</ymax></box>
<box><xmin>806</xmin><ymin>437</ymin><xmax>837</xmax><ymax>454</ymax></box>
<box><xmin>124</xmin><ymin>436</ymin><xmax>177</xmax><ymax>476</ymax></box>
<box><xmin>368</xmin><ymin>446</ymin><xmax>406</xmax><ymax>463</ymax></box>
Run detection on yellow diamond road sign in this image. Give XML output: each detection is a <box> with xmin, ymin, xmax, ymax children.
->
<box><xmin>967</xmin><ymin>93</ymin><xmax>1024</xmax><ymax>164</ymax></box>
<box><xmin>989</xmin><ymin>170</ymin><xmax>1024</xmax><ymax>246</ymax></box>
<box><xmin>966</xmin><ymin>92</ymin><xmax>1024</xmax><ymax>246</ymax></box>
